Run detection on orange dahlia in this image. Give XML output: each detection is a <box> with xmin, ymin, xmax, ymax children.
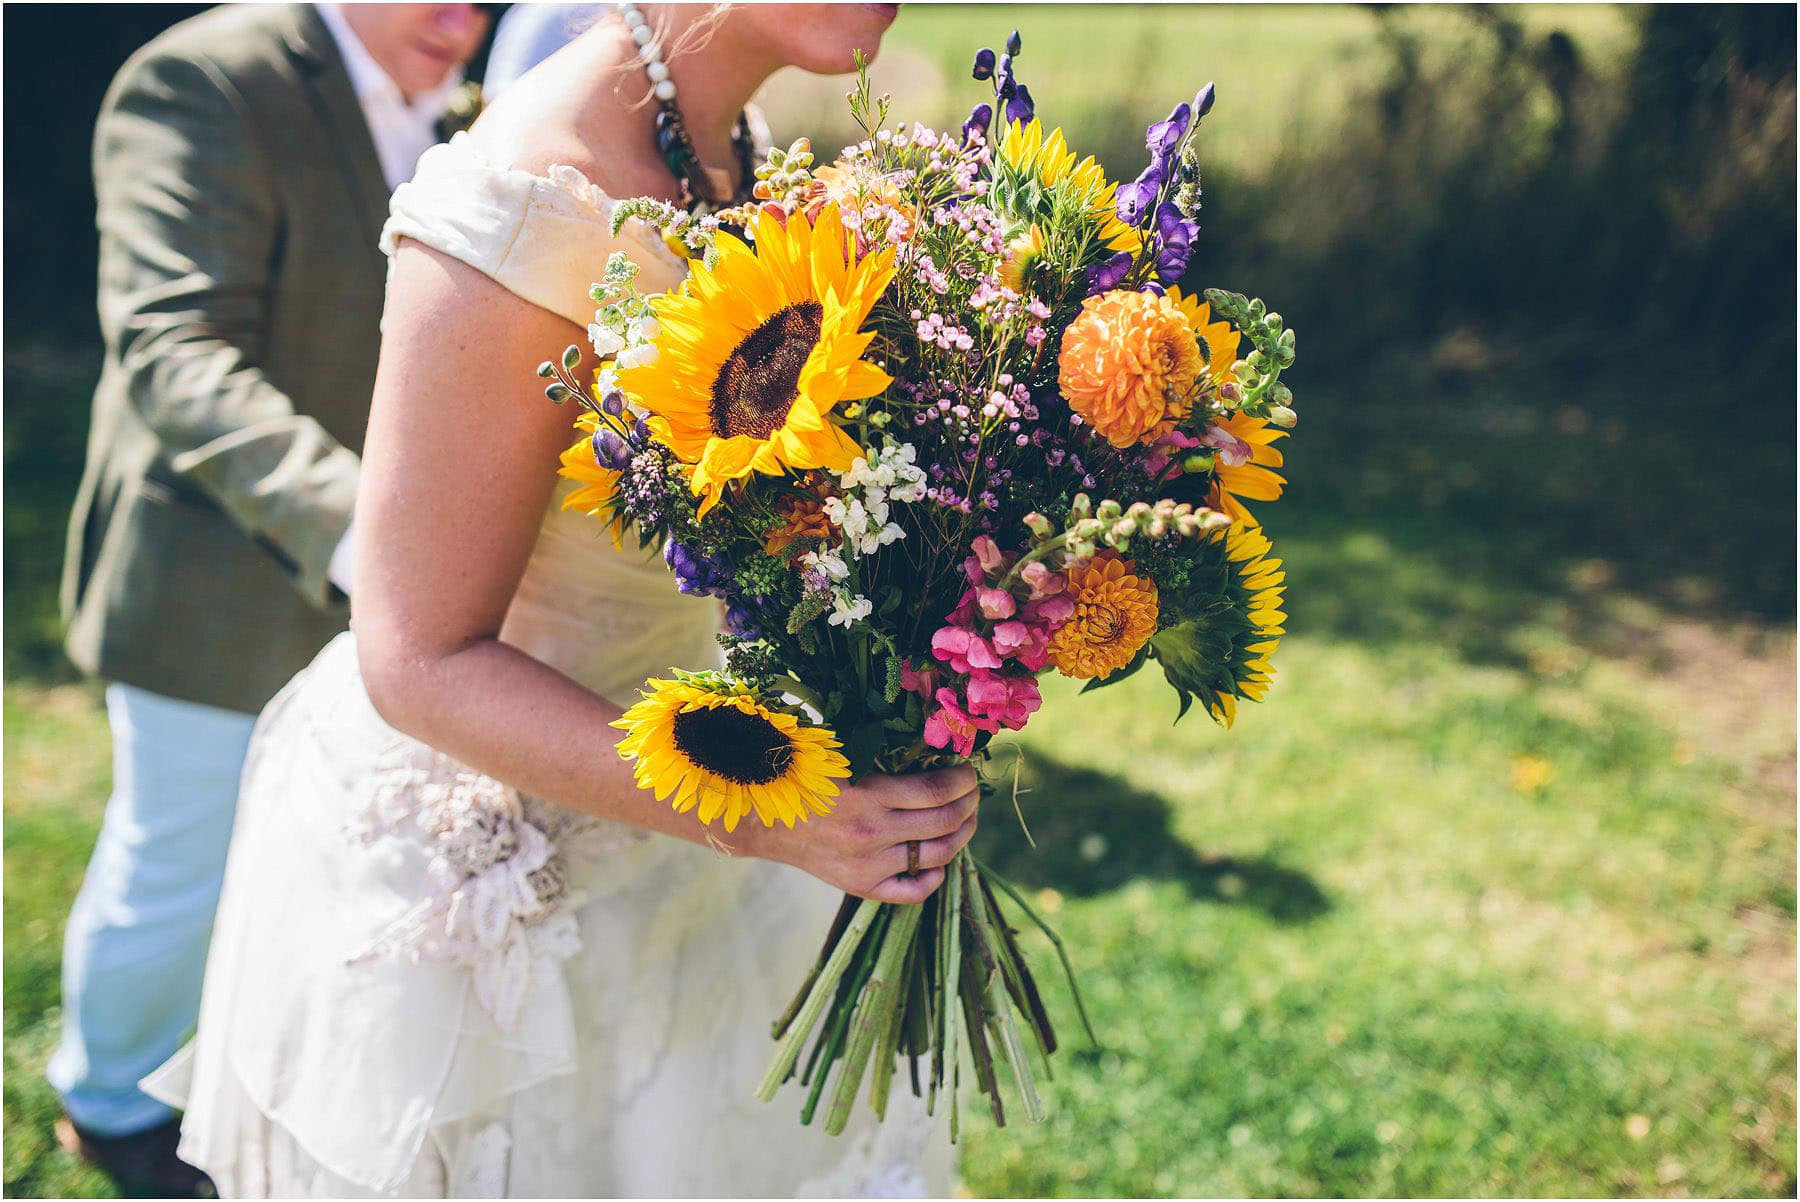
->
<box><xmin>1047</xmin><ymin>552</ymin><xmax>1160</xmax><ymax>680</ymax></box>
<box><xmin>763</xmin><ymin>485</ymin><xmax>838</xmax><ymax>559</ymax></box>
<box><xmin>1058</xmin><ymin>289</ymin><xmax>1201</xmax><ymax>449</ymax></box>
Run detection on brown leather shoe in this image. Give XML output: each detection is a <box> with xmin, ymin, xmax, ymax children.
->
<box><xmin>54</xmin><ymin>1115</ymin><xmax>217</xmax><ymax>1199</ymax></box>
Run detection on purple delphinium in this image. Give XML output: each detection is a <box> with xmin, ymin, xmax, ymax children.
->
<box><xmin>961</xmin><ymin>101</ymin><xmax>993</xmax><ymax>145</ymax></box>
<box><xmin>591</xmin><ymin>426</ymin><xmax>631</xmax><ymax>470</ymax></box>
<box><xmin>725</xmin><ymin>601</ymin><xmax>762</xmax><ymax>639</ymax></box>
<box><xmin>664</xmin><ymin>538</ymin><xmax>730</xmax><ymax>597</ymax></box>
<box><xmin>1085</xmin><ymin>250</ymin><xmax>1133</xmax><ymax>296</ymax></box>
<box><xmin>1005</xmin><ymin>83</ymin><xmax>1035</xmax><ymax>126</ymax></box>
<box><xmin>1145</xmin><ymin>100</ymin><xmax>1191</xmax><ymax>161</ymax></box>
<box><xmin>1115</xmin><ymin>161</ymin><xmax>1163</xmax><ymax>227</ymax></box>
<box><xmin>1154</xmin><ymin>202</ymin><xmax>1199</xmax><ymax>282</ymax></box>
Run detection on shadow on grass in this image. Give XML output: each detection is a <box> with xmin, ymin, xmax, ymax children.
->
<box><xmin>974</xmin><ymin>749</ymin><xmax>1331</xmax><ymax>923</ymax></box>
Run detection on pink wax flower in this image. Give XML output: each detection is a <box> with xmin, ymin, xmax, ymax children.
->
<box><xmin>932</xmin><ymin>624</ymin><xmax>1003</xmax><ymax>673</ymax></box>
<box><xmin>923</xmin><ymin>687</ymin><xmax>994</xmax><ymax>756</ymax></box>
<box><xmin>964</xmin><ymin>670</ymin><xmax>1042</xmax><ymax>730</ymax></box>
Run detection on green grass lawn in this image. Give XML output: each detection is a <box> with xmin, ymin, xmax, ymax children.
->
<box><xmin>6</xmin><ymin>368</ymin><xmax>1792</xmax><ymax>1195</ymax></box>
<box><xmin>4</xmin><ymin>5</ymin><xmax>1793</xmax><ymax>1195</ymax></box>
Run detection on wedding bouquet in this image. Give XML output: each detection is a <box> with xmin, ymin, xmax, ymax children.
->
<box><xmin>539</xmin><ymin>33</ymin><xmax>1296</xmax><ymax>1138</ymax></box>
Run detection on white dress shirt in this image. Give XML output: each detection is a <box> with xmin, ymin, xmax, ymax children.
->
<box><xmin>319</xmin><ymin>6</ymin><xmax>466</xmax><ymax>592</ymax></box>
<box><xmin>319</xmin><ymin>4</ymin><xmax>466</xmax><ymax>190</ymax></box>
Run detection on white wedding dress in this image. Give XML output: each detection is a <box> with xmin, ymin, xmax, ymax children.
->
<box><xmin>147</xmin><ymin>136</ymin><xmax>952</xmax><ymax>1198</ymax></box>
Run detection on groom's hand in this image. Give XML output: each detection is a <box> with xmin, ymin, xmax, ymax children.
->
<box><xmin>787</xmin><ymin>766</ymin><xmax>980</xmax><ymax>904</ymax></box>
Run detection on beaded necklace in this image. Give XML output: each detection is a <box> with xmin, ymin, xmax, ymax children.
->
<box><xmin>619</xmin><ymin>5</ymin><xmax>756</xmax><ymax>212</ymax></box>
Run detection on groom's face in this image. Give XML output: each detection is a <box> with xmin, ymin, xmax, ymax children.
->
<box><xmin>344</xmin><ymin>4</ymin><xmax>491</xmax><ymax>101</ymax></box>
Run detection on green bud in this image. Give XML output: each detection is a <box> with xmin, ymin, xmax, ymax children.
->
<box><xmin>1175</xmin><ymin>513</ymin><xmax>1201</xmax><ymax>536</ymax></box>
<box><xmin>1272</xmin><ymin>382</ymin><xmax>1293</xmax><ymax>406</ymax></box>
<box><xmin>1126</xmin><ymin>500</ymin><xmax>1152</xmax><ymax>520</ymax></box>
<box><xmin>1113</xmin><ymin>518</ymin><xmax>1137</xmax><ymax>541</ymax></box>
<box><xmin>1278</xmin><ymin>328</ymin><xmax>1296</xmax><ymax>353</ymax></box>
<box><xmin>1268</xmin><ymin>404</ymin><xmax>1298</xmax><ymax>428</ymax></box>
<box><xmin>545</xmin><ymin>383</ymin><xmax>573</xmax><ymax>405</ymax></box>
<box><xmin>1148</xmin><ymin>519</ymin><xmax>1168</xmax><ymax>539</ymax></box>
<box><xmin>1201</xmin><ymin>509</ymin><xmax>1232</xmax><ymax>532</ymax></box>
<box><xmin>1264</xmin><ymin>312</ymin><xmax>1283</xmax><ymax>333</ymax></box>
<box><xmin>1023</xmin><ymin>511</ymin><xmax>1054</xmax><ymax>539</ymax></box>
<box><xmin>1180</xmin><ymin>451</ymin><xmax>1216</xmax><ymax>474</ymax></box>
<box><xmin>536</xmin><ymin>360</ymin><xmax>557</xmax><ymax>379</ymax></box>
<box><xmin>1248</xmin><ymin>350</ymin><xmax>1268</xmax><ymax>372</ymax></box>
<box><xmin>562</xmin><ymin>344</ymin><xmax>582</xmax><ymax>371</ymax></box>
<box><xmin>1070</xmin><ymin>492</ymin><xmax>1092</xmax><ymax>519</ymax></box>
<box><xmin>1248</xmin><ymin>298</ymin><xmax>1266</xmax><ymax>321</ymax></box>
<box><xmin>1096</xmin><ymin>498</ymin><xmax>1123</xmax><ymax>522</ymax></box>
<box><xmin>1073</xmin><ymin>518</ymin><xmax>1105</xmax><ymax>540</ymax></box>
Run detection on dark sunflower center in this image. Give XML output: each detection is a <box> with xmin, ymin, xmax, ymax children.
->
<box><xmin>710</xmin><ymin>301</ymin><xmax>824</xmax><ymax>440</ymax></box>
<box><xmin>671</xmin><ymin>704</ymin><xmax>794</xmax><ymax>785</ymax></box>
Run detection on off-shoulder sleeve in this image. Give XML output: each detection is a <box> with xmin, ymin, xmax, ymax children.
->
<box><xmin>381</xmin><ymin>134</ymin><xmax>689</xmax><ymax>328</ymax></box>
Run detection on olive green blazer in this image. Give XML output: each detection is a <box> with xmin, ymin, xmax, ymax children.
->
<box><xmin>62</xmin><ymin>3</ymin><xmax>393</xmax><ymax>714</ymax></box>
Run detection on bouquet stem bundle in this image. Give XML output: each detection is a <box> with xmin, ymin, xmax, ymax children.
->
<box><xmin>759</xmin><ymin>849</ymin><xmax>1091</xmax><ymax>1137</ymax></box>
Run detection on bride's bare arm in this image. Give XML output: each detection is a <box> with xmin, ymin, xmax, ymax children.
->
<box><xmin>355</xmin><ymin>242</ymin><xmax>974</xmax><ymax>903</ymax></box>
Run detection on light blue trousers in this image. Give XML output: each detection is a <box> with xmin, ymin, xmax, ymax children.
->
<box><xmin>47</xmin><ymin>684</ymin><xmax>258</xmax><ymax>1136</ymax></box>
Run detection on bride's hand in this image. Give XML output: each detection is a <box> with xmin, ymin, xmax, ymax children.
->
<box><xmin>766</xmin><ymin>766</ymin><xmax>980</xmax><ymax>904</ymax></box>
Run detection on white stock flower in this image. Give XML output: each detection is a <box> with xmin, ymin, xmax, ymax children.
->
<box><xmin>828</xmin><ymin>593</ymin><xmax>873</xmax><ymax>628</ymax></box>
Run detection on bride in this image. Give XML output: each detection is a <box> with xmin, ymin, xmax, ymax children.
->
<box><xmin>149</xmin><ymin>4</ymin><xmax>970</xmax><ymax>1195</ymax></box>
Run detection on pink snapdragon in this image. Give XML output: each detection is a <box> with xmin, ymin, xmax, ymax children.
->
<box><xmin>1144</xmin><ymin>429</ymin><xmax>1203</xmax><ymax>477</ymax></box>
<box><xmin>964</xmin><ymin>670</ymin><xmax>1042</xmax><ymax>729</ymax></box>
<box><xmin>931</xmin><ymin>624</ymin><xmax>1003</xmax><ymax>673</ymax></box>
<box><xmin>924</xmin><ymin>687</ymin><xmax>989</xmax><ymax>756</ymax></box>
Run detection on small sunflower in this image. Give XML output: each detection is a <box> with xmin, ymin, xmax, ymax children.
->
<box><xmin>1207</xmin><ymin>412</ymin><xmax>1287</xmax><ymax>523</ymax></box>
<box><xmin>559</xmin><ymin>412</ymin><xmax>626</xmax><ymax>547</ymax></box>
<box><xmin>1168</xmin><ymin>288</ymin><xmax>1287</xmax><ymax>523</ymax></box>
<box><xmin>1150</xmin><ymin>521</ymin><xmax>1286</xmax><ymax>727</ymax></box>
<box><xmin>619</xmin><ymin>204</ymin><xmax>896</xmax><ymax>517</ymax></box>
<box><xmin>613</xmin><ymin>674</ymin><xmax>851</xmax><ymax>832</ymax></box>
<box><xmin>998</xmin><ymin>223</ymin><xmax>1048</xmax><ymax>294</ymax></box>
<box><xmin>995</xmin><ymin>119</ymin><xmax>1141</xmax><ymax>254</ymax></box>
<box><xmin>1167</xmin><ymin>287</ymin><xmax>1242</xmax><ymax>391</ymax></box>
<box><xmin>1047</xmin><ymin>552</ymin><xmax>1160</xmax><ymax>680</ymax></box>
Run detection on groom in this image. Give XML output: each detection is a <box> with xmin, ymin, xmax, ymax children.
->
<box><xmin>53</xmin><ymin>4</ymin><xmax>488</xmax><ymax>1193</ymax></box>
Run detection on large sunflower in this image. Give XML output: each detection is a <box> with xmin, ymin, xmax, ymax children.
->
<box><xmin>613</xmin><ymin>675</ymin><xmax>851</xmax><ymax>832</ymax></box>
<box><xmin>1168</xmin><ymin>288</ymin><xmax>1287</xmax><ymax>523</ymax></box>
<box><xmin>618</xmin><ymin>205</ymin><xmax>896</xmax><ymax>516</ymax></box>
<box><xmin>1149</xmin><ymin>521</ymin><xmax>1285</xmax><ymax>728</ymax></box>
<box><xmin>995</xmin><ymin>119</ymin><xmax>1141</xmax><ymax>255</ymax></box>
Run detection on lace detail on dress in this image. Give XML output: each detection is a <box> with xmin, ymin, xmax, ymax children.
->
<box><xmin>346</xmin><ymin>741</ymin><xmax>589</xmax><ymax>1032</ymax></box>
